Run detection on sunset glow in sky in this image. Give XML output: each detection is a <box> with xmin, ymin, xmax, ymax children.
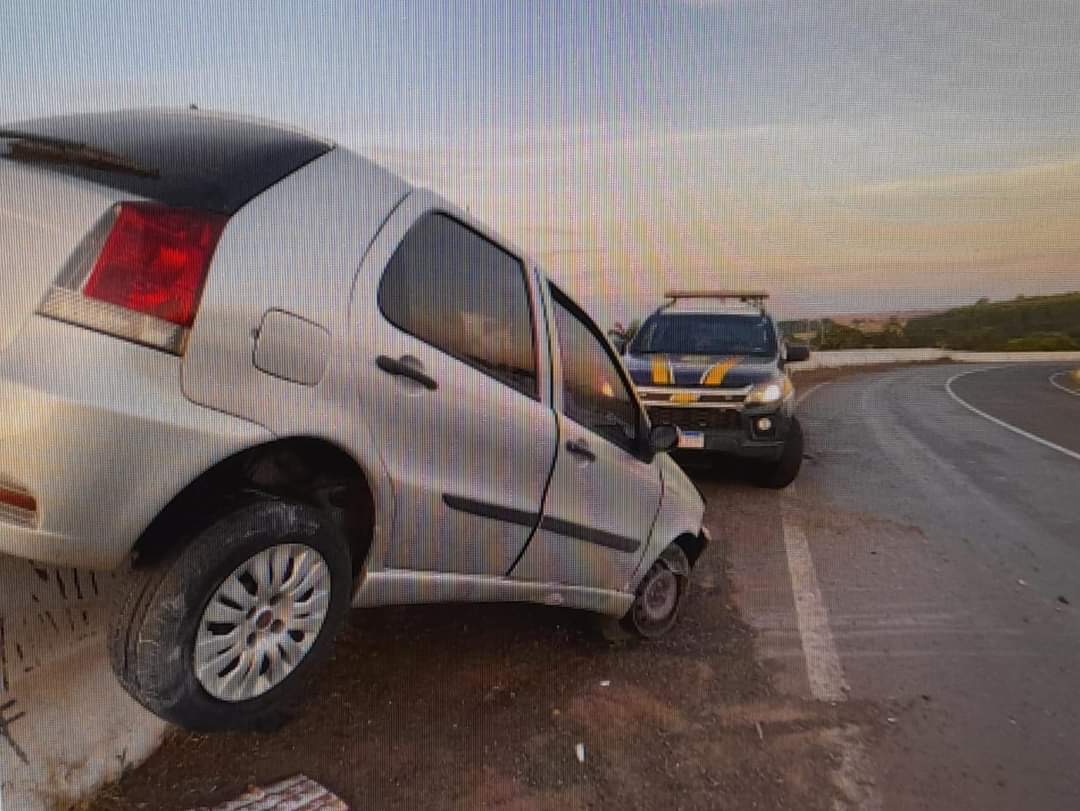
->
<box><xmin>4</xmin><ymin>0</ymin><xmax>1079</xmax><ymax>325</ymax></box>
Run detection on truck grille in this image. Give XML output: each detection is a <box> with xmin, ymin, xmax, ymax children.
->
<box><xmin>646</xmin><ymin>406</ymin><xmax>740</xmax><ymax>431</ymax></box>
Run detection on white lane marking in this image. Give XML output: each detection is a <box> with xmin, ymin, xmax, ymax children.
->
<box><xmin>780</xmin><ymin>486</ymin><xmax>848</xmax><ymax>702</ymax></box>
<box><xmin>788</xmin><ymin>382</ymin><xmax>846</xmax><ymax>700</ymax></box>
<box><xmin>946</xmin><ymin>369</ymin><xmax>1080</xmax><ymax>463</ymax></box>
<box><xmin>782</xmin><ymin>391</ymin><xmax>880</xmax><ymax>808</ymax></box>
<box><xmin>782</xmin><ymin>484</ymin><xmax>880</xmax><ymax>807</ymax></box>
<box><xmin>1049</xmin><ymin>371</ymin><xmax>1080</xmax><ymax>397</ymax></box>
<box><xmin>796</xmin><ymin>381</ymin><xmax>830</xmax><ymax>409</ymax></box>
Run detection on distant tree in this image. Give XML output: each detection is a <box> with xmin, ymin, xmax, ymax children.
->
<box><xmin>815</xmin><ymin>322</ymin><xmax>867</xmax><ymax>350</ymax></box>
<box><xmin>1006</xmin><ymin>332</ymin><xmax>1080</xmax><ymax>351</ymax></box>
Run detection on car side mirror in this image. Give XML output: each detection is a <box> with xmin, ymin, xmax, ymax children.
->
<box><xmin>786</xmin><ymin>344</ymin><xmax>810</xmax><ymax>363</ymax></box>
<box><xmin>649</xmin><ymin>424</ymin><xmax>679</xmax><ymax>453</ymax></box>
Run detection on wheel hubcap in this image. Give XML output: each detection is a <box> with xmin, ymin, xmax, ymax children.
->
<box><xmin>194</xmin><ymin>543</ymin><xmax>331</xmax><ymax>703</ymax></box>
<box><xmin>640</xmin><ymin>567</ymin><xmax>678</xmax><ymax>623</ymax></box>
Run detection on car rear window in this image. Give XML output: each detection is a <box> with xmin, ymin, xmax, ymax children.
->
<box><xmin>0</xmin><ymin>109</ymin><xmax>332</xmax><ymax>213</ymax></box>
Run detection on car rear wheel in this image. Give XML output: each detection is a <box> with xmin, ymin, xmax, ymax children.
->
<box><xmin>752</xmin><ymin>416</ymin><xmax>804</xmax><ymax>489</ymax></box>
<box><xmin>108</xmin><ymin>497</ymin><xmax>351</xmax><ymax>731</ymax></box>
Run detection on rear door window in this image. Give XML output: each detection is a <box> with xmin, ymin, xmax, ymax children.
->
<box><xmin>378</xmin><ymin>213</ymin><xmax>539</xmax><ymax>400</ymax></box>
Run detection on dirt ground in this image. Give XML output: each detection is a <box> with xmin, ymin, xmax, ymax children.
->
<box><xmin>89</xmin><ymin>548</ymin><xmax>878</xmax><ymax>809</ymax></box>
<box><xmin>86</xmin><ymin>367</ymin><xmax>890</xmax><ymax>811</ymax></box>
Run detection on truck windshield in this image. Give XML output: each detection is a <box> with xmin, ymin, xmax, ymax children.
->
<box><xmin>630</xmin><ymin>313</ymin><xmax>777</xmax><ymax>356</ymax></box>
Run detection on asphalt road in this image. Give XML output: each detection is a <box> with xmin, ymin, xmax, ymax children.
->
<box><xmin>714</xmin><ymin>363</ymin><xmax>1080</xmax><ymax>810</ymax></box>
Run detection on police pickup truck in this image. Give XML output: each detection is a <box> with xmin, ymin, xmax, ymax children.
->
<box><xmin>619</xmin><ymin>291</ymin><xmax>809</xmax><ymax>488</ymax></box>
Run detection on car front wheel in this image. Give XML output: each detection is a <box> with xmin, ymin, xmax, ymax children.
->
<box><xmin>620</xmin><ymin>544</ymin><xmax>691</xmax><ymax>639</ymax></box>
<box><xmin>108</xmin><ymin>497</ymin><xmax>352</xmax><ymax>731</ymax></box>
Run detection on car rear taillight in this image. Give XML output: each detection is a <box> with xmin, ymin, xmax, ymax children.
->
<box><xmin>38</xmin><ymin>203</ymin><xmax>228</xmax><ymax>353</ymax></box>
<box><xmin>0</xmin><ymin>481</ymin><xmax>37</xmax><ymax>528</ymax></box>
<box><xmin>83</xmin><ymin>204</ymin><xmax>227</xmax><ymax>328</ymax></box>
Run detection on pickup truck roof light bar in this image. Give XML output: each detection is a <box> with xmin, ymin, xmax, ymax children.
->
<box><xmin>660</xmin><ymin>289</ymin><xmax>771</xmax><ymax>314</ymax></box>
<box><xmin>663</xmin><ymin>289</ymin><xmax>770</xmax><ymax>303</ymax></box>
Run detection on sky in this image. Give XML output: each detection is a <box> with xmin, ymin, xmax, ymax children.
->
<box><xmin>3</xmin><ymin>0</ymin><xmax>1080</xmax><ymax>324</ymax></box>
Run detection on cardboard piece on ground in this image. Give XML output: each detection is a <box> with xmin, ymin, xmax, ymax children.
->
<box><xmin>191</xmin><ymin>774</ymin><xmax>348</xmax><ymax>811</ymax></box>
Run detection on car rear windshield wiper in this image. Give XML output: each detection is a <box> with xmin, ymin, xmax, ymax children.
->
<box><xmin>0</xmin><ymin>129</ymin><xmax>159</xmax><ymax>179</ymax></box>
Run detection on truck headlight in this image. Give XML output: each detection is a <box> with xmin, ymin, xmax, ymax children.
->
<box><xmin>746</xmin><ymin>378</ymin><xmax>792</xmax><ymax>405</ymax></box>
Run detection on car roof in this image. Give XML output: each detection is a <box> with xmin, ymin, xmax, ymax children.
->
<box><xmin>2</xmin><ymin>107</ymin><xmax>333</xmax><ymax>213</ymax></box>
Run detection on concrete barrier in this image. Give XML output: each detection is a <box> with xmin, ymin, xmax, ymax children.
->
<box><xmin>0</xmin><ymin>558</ymin><xmax>166</xmax><ymax>811</ymax></box>
<box><xmin>787</xmin><ymin>348</ymin><xmax>1080</xmax><ymax>371</ymax></box>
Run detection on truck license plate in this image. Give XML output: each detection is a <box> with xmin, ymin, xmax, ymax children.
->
<box><xmin>678</xmin><ymin>430</ymin><xmax>705</xmax><ymax>449</ymax></box>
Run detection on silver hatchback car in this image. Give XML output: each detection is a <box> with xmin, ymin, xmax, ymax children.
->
<box><xmin>0</xmin><ymin>109</ymin><xmax>708</xmax><ymax>730</ymax></box>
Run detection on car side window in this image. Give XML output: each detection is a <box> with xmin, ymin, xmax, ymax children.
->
<box><xmin>378</xmin><ymin>213</ymin><xmax>538</xmax><ymax>399</ymax></box>
<box><xmin>550</xmin><ymin>286</ymin><xmax>639</xmax><ymax>451</ymax></box>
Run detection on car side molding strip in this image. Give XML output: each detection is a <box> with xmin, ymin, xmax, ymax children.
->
<box><xmin>442</xmin><ymin>494</ymin><xmax>641</xmax><ymax>554</ymax></box>
<box><xmin>442</xmin><ymin>494</ymin><xmax>538</xmax><ymax>528</ymax></box>
<box><xmin>538</xmin><ymin>516</ymin><xmax>641</xmax><ymax>554</ymax></box>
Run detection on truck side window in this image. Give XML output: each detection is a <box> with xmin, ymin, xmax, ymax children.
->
<box><xmin>550</xmin><ymin>288</ymin><xmax>639</xmax><ymax>450</ymax></box>
<box><xmin>378</xmin><ymin>213</ymin><xmax>538</xmax><ymax>400</ymax></box>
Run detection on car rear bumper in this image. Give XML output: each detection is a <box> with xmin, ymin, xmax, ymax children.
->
<box><xmin>0</xmin><ymin>316</ymin><xmax>271</xmax><ymax>570</ymax></box>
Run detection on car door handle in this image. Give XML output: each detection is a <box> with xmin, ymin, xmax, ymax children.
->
<box><xmin>375</xmin><ymin>355</ymin><xmax>438</xmax><ymax>390</ymax></box>
<box><xmin>565</xmin><ymin>438</ymin><xmax>596</xmax><ymax>462</ymax></box>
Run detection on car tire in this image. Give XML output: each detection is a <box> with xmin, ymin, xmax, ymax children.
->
<box><xmin>108</xmin><ymin>497</ymin><xmax>352</xmax><ymax>732</ymax></box>
<box><xmin>752</xmin><ymin>416</ymin><xmax>804</xmax><ymax>489</ymax></box>
<box><xmin>619</xmin><ymin>544</ymin><xmax>691</xmax><ymax>639</ymax></box>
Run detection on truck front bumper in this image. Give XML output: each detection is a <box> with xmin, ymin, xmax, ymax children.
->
<box><xmin>647</xmin><ymin>402</ymin><xmax>794</xmax><ymax>462</ymax></box>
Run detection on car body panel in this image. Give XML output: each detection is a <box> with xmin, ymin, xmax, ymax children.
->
<box><xmin>179</xmin><ymin>147</ymin><xmax>410</xmax><ymax>591</ymax></box>
<box><xmin>352</xmin><ymin>569</ymin><xmax>634</xmax><ymax>618</ymax></box>
<box><xmin>0</xmin><ymin>316</ymin><xmax>271</xmax><ymax>568</ymax></box>
<box><xmin>346</xmin><ymin>190</ymin><xmax>559</xmax><ymax>576</ymax></box>
<box><xmin>505</xmin><ymin>276</ymin><xmax>669</xmax><ymax>592</ymax></box>
<box><xmin>631</xmin><ymin>453</ymin><xmax>707</xmax><ymax>586</ymax></box>
<box><xmin>0</xmin><ymin>161</ymin><xmax>120</xmax><ymax>354</ymax></box>
<box><xmin>509</xmin><ymin>411</ymin><xmax>662</xmax><ymax>592</ymax></box>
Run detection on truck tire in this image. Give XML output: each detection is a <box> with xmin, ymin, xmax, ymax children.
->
<box><xmin>753</xmin><ymin>416</ymin><xmax>804</xmax><ymax>489</ymax></box>
<box><xmin>108</xmin><ymin>497</ymin><xmax>351</xmax><ymax>731</ymax></box>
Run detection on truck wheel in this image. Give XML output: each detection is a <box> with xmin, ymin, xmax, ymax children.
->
<box><xmin>753</xmin><ymin>416</ymin><xmax>804</xmax><ymax>489</ymax></box>
<box><xmin>108</xmin><ymin>498</ymin><xmax>352</xmax><ymax>731</ymax></box>
<box><xmin>620</xmin><ymin>544</ymin><xmax>691</xmax><ymax>639</ymax></box>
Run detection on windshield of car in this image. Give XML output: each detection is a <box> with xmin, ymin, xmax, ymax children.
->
<box><xmin>629</xmin><ymin>313</ymin><xmax>777</xmax><ymax>356</ymax></box>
